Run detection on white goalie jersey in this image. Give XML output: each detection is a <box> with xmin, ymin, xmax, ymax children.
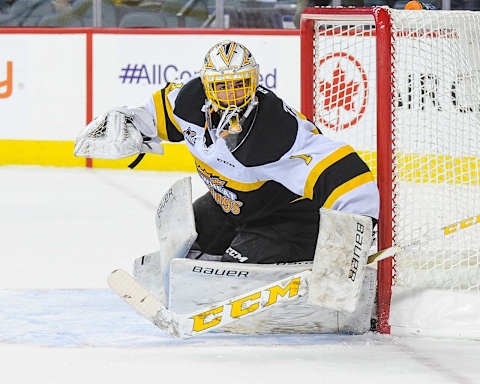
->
<box><xmin>142</xmin><ymin>76</ymin><xmax>379</xmax><ymax>225</ymax></box>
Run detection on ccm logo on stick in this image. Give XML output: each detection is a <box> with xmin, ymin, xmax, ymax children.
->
<box><xmin>190</xmin><ymin>276</ymin><xmax>301</xmax><ymax>333</ymax></box>
<box><xmin>443</xmin><ymin>214</ymin><xmax>480</xmax><ymax>235</ymax></box>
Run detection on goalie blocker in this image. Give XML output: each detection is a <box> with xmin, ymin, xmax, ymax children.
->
<box><xmin>309</xmin><ymin>208</ymin><xmax>374</xmax><ymax>313</ymax></box>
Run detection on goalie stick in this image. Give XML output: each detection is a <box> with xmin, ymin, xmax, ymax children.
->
<box><xmin>108</xmin><ymin>268</ymin><xmax>310</xmax><ymax>338</ymax></box>
<box><xmin>108</xmin><ymin>212</ymin><xmax>480</xmax><ymax>339</ymax></box>
<box><xmin>367</xmin><ymin>212</ymin><xmax>480</xmax><ymax>265</ymax></box>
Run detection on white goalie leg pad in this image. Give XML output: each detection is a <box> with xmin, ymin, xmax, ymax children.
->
<box><xmin>308</xmin><ymin>208</ymin><xmax>373</xmax><ymax>313</ymax></box>
<box><xmin>167</xmin><ymin>258</ymin><xmax>376</xmax><ymax>335</ymax></box>
<box><xmin>132</xmin><ymin>248</ymin><xmax>220</xmax><ymax>305</ymax></box>
<box><xmin>133</xmin><ymin>250</ymin><xmax>165</xmax><ymax>303</ymax></box>
<box><xmin>134</xmin><ymin>177</ymin><xmax>198</xmax><ymax>305</ymax></box>
<box><xmin>156</xmin><ymin>177</ymin><xmax>197</xmax><ymax>267</ymax></box>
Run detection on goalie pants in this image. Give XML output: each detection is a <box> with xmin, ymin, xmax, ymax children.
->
<box><xmin>190</xmin><ymin>192</ymin><xmax>319</xmax><ymax>264</ymax></box>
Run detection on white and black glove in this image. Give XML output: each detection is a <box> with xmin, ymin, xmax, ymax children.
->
<box><xmin>74</xmin><ymin>107</ymin><xmax>163</xmax><ymax>159</ymax></box>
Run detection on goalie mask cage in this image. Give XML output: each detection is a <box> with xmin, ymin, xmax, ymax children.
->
<box><xmin>301</xmin><ymin>7</ymin><xmax>480</xmax><ymax>338</ymax></box>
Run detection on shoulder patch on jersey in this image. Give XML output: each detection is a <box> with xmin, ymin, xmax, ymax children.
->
<box><xmin>174</xmin><ymin>77</ymin><xmax>206</xmax><ymax>127</ymax></box>
<box><xmin>290</xmin><ymin>154</ymin><xmax>312</xmax><ymax>165</ymax></box>
<box><xmin>233</xmin><ymin>88</ymin><xmax>298</xmax><ymax>167</ymax></box>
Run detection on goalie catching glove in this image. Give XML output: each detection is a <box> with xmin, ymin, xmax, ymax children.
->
<box><xmin>74</xmin><ymin>107</ymin><xmax>164</xmax><ymax>159</ymax></box>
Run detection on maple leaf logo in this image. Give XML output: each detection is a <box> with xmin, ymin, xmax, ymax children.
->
<box><xmin>316</xmin><ymin>52</ymin><xmax>368</xmax><ymax>131</ymax></box>
<box><xmin>319</xmin><ymin>63</ymin><xmax>360</xmax><ymax>112</ymax></box>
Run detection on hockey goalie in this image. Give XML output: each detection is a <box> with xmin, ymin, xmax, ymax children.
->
<box><xmin>74</xmin><ymin>40</ymin><xmax>380</xmax><ymax>337</ymax></box>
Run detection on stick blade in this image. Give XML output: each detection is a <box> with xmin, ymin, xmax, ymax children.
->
<box><xmin>108</xmin><ymin>269</ymin><xmax>164</xmax><ymax>322</ymax></box>
<box><xmin>108</xmin><ymin>269</ymin><xmax>187</xmax><ymax>338</ymax></box>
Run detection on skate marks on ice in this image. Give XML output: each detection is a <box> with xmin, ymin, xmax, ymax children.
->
<box><xmin>391</xmin><ymin>338</ymin><xmax>478</xmax><ymax>384</ymax></box>
<box><xmin>1</xmin><ymin>289</ymin><xmax>479</xmax><ymax>384</ymax></box>
<box><xmin>0</xmin><ymin>289</ymin><xmax>163</xmax><ymax>347</ymax></box>
<box><xmin>0</xmin><ymin>289</ymin><xmax>376</xmax><ymax>347</ymax></box>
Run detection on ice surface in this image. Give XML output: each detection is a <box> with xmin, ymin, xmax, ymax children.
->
<box><xmin>0</xmin><ymin>166</ymin><xmax>478</xmax><ymax>384</ymax></box>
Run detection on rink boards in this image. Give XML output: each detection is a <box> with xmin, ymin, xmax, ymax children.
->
<box><xmin>0</xmin><ymin>29</ymin><xmax>299</xmax><ymax>170</ymax></box>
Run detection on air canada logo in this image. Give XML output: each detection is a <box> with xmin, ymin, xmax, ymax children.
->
<box><xmin>316</xmin><ymin>52</ymin><xmax>368</xmax><ymax>131</ymax></box>
<box><xmin>0</xmin><ymin>61</ymin><xmax>13</xmax><ymax>99</ymax></box>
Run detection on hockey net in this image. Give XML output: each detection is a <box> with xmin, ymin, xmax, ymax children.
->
<box><xmin>301</xmin><ymin>7</ymin><xmax>480</xmax><ymax>338</ymax></box>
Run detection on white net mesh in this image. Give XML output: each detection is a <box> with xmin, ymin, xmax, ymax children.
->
<box><xmin>311</xmin><ymin>10</ymin><xmax>480</xmax><ymax>293</ymax></box>
<box><xmin>389</xmin><ymin>10</ymin><xmax>480</xmax><ymax>291</ymax></box>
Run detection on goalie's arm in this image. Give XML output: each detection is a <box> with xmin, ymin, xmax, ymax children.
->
<box><xmin>147</xmin><ymin>82</ymin><xmax>185</xmax><ymax>143</ymax></box>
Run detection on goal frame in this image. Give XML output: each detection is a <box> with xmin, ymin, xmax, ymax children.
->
<box><xmin>300</xmin><ymin>7</ymin><xmax>394</xmax><ymax>334</ymax></box>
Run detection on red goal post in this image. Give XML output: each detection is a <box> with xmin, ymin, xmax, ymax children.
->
<box><xmin>300</xmin><ymin>7</ymin><xmax>480</xmax><ymax>337</ymax></box>
<box><xmin>301</xmin><ymin>7</ymin><xmax>394</xmax><ymax>334</ymax></box>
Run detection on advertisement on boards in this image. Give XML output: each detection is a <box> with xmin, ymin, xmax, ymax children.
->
<box><xmin>93</xmin><ymin>34</ymin><xmax>300</xmax><ymax>117</ymax></box>
<box><xmin>0</xmin><ymin>34</ymin><xmax>86</xmax><ymax>140</ymax></box>
<box><xmin>0</xmin><ymin>60</ymin><xmax>13</xmax><ymax>99</ymax></box>
<box><xmin>313</xmin><ymin>35</ymin><xmax>377</xmax><ymax>153</ymax></box>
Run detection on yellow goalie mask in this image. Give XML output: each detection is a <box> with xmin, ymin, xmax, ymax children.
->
<box><xmin>201</xmin><ymin>40</ymin><xmax>259</xmax><ymax>111</ymax></box>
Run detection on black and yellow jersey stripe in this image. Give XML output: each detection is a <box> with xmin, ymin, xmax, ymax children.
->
<box><xmin>305</xmin><ymin>146</ymin><xmax>373</xmax><ymax>207</ymax></box>
<box><xmin>152</xmin><ymin>83</ymin><xmax>184</xmax><ymax>142</ymax></box>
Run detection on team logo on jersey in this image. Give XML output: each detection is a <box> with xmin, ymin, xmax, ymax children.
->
<box><xmin>316</xmin><ymin>52</ymin><xmax>368</xmax><ymax>131</ymax></box>
<box><xmin>183</xmin><ymin>127</ymin><xmax>197</xmax><ymax>145</ymax></box>
<box><xmin>290</xmin><ymin>154</ymin><xmax>312</xmax><ymax>165</ymax></box>
<box><xmin>197</xmin><ymin>165</ymin><xmax>244</xmax><ymax>215</ymax></box>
